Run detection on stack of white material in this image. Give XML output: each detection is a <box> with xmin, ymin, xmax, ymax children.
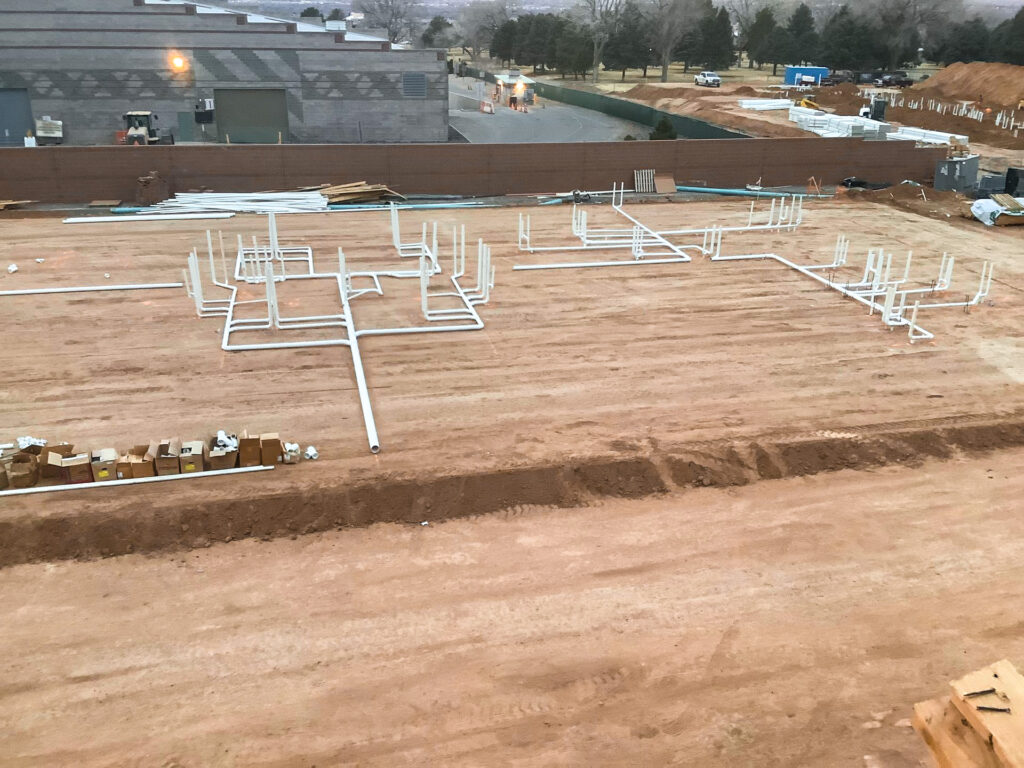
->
<box><xmin>787</xmin><ymin>106</ymin><xmax>892</xmax><ymax>138</ymax></box>
<box><xmin>739</xmin><ymin>98</ymin><xmax>794</xmax><ymax>111</ymax></box>
<box><xmin>142</xmin><ymin>191</ymin><xmax>330</xmax><ymax>215</ymax></box>
<box><xmin>886</xmin><ymin>126</ymin><xmax>970</xmax><ymax>145</ymax></box>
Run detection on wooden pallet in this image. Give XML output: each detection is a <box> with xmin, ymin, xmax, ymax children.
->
<box><xmin>915</xmin><ymin>660</ymin><xmax>1024</xmax><ymax>768</ymax></box>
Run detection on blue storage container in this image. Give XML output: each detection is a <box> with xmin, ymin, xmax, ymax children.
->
<box><xmin>784</xmin><ymin>66</ymin><xmax>830</xmax><ymax>86</ymax></box>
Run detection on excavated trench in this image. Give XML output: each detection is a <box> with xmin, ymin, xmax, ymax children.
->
<box><xmin>1</xmin><ymin>418</ymin><xmax>1022</xmax><ymax>568</ymax></box>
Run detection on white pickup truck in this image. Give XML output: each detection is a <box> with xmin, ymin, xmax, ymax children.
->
<box><xmin>694</xmin><ymin>71</ymin><xmax>722</xmax><ymax>87</ymax></box>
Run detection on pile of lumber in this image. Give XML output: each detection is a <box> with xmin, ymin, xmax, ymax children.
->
<box><xmin>0</xmin><ymin>200</ymin><xmax>34</xmax><ymax>211</ymax></box>
<box><xmin>299</xmin><ymin>181</ymin><xmax>404</xmax><ymax>204</ymax></box>
<box><xmin>914</xmin><ymin>659</ymin><xmax>1024</xmax><ymax>768</ymax></box>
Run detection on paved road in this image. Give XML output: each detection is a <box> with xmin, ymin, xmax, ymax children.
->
<box><xmin>448</xmin><ymin>75</ymin><xmax>649</xmax><ymax>143</ymax></box>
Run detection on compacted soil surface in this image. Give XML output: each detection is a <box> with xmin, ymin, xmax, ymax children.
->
<box><xmin>1</xmin><ymin>449</ymin><xmax>1023</xmax><ymax>766</ymax></box>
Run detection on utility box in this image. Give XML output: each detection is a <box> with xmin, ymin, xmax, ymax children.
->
<box><xmin>1007</xmin><ymin>167</ymin><xmax>1023</xmax><ymax>196</ymax></box>
<box><xmin>934</xmin><ymin>154</ymin><xmax>980</xmax><ymax>193</ymax></box>
<box><xmin>870</xmin><ymin>98</ymin><xmax>887</xmax><ymax>121</ymax></box>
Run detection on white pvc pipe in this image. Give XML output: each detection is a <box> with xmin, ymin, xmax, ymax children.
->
<box><xmin>0</xmin><ymin>464</ymin><xmax>274</xmax><ymax>497</ymax></box>
<box><xmin>514</xmin><ymin>257</ymin><xmax>690</xmax><ymax>271</ymax></box>
<box><xmin>341</xmin><ymin>290</ymin><xmax>381</xmax><ymax>454</ymax></box>
<box><xmin>0</xmin><ymin>282</ymin><xmax>183</xmax><ymax>296</ymax></box>
<box><xmin>63</xmin><ymin>213</ymin><xmax>234</xmax><ymax>224</ymax></box>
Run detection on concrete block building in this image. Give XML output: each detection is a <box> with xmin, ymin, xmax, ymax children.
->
<box><xmin>0</xmin><ymin>0</ymin><xmax>448</xmax><ymax>145</ymax></box>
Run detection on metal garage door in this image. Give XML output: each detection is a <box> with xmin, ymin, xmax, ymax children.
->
<box><xmin>214</xmin><ymin>88</ymin><xmax>288</xmax><ymax>144</ymax></box>
<box><xmin>0</xmin><ymin>89</ymin><xmax>33</xmax><ymax>146</ymax></box>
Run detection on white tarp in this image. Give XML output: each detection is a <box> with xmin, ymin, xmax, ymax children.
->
<box><xmin>970</xmin><ymin>197</ymin><xmax>1024</xmax><ymax>226</ymax></box>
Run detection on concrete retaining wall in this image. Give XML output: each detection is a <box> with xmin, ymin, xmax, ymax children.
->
<box><xmin>0</xmin><ymin>138</ymin><xmax>946</xmax><ymax>202</ymax></box>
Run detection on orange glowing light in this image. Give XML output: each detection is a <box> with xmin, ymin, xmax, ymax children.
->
<box><xmin>170</xmin><ymin>53</ymin><xmax>187</xmax><ymax>72</ymax></box>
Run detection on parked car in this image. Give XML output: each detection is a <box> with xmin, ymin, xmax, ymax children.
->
<box><xmin>821</xmin><ymin>69</ymin><xmax>854</xmax><ymax>86</ymax></box>
<box><xmin>874</xmin><ymin>71</ymin><xmax>914</xmax><ymax>88</ymax></box>
<box><xmin>694</xmin><ymin>71</ymin><xmax>721</xmax><ymax>87</ymax></box>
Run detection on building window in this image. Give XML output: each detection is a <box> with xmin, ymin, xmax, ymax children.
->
<box><xmin>402</xmin><ymin>73</ymin><xmax>427</xmax><ymax>98</ymax></box>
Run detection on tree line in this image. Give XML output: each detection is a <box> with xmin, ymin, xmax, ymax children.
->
<box><xmin>299</xmin><ymin>0</ymin><xmax>1024</xmax><ymax>79</ymax></box>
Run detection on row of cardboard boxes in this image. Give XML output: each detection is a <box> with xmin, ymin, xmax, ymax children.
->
<box><xmin>0</xmin><ymin>433</ymin><xmax>294</xmax><ymax>490</ymax></box>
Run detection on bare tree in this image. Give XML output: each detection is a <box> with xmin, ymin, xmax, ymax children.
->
<box><xmin>356</xmin><ymin>0</ymin><xmax>418</xmax><ymax>43</ymax></box>
<box><xmin>647</xmin><ymin>0</ymin><xmax>705</xmax><ymax>81</ymax></box>
<box><xmin>725</xmin><ymin>0</ymin><xmax>768</xmax><ymax>44</ymax></box>
<box><xmin>457</xmin><ymin>0</ymin><xmax>517</xmax><ymax>59</ymax></box>
<box><xmin>581</xmin><ymin>0</ymin><xmax>626</xmax><ymax>83</ymax></box>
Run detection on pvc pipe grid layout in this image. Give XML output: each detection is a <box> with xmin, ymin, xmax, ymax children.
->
<box><xmin>182</xmin><ymin>208</ymin><xmax>496</xmax><ymax>454</ymax></box>
<box><xmin>514</xmin><ymin>183</ymin><xmax>802</xmax><ymax>271</ymax></box>
<box><xmin>708</xmin><ymin>231</ymin><xmax>994</xmax><ymax>343</ymax></box>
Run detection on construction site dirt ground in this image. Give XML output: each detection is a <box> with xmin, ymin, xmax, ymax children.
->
<box><xmin>2</xmin><ymin>448</ymin><xmax>1024</xmax><ymax>766</ymax></box>
<box><xmin>616</xmin><ymin>80</ymin><xmax>1024</xmax><ymax>174</ymax></box>
<box><xmin>0</xmin><ymin>196</ymin><xmax>1022</xmax><ymax>564</ymax></box>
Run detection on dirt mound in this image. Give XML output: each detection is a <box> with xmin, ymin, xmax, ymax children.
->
<box><xmin>3</xmin><ymin>418</ymin><xmax>1023</xmax><ymax>567</ymax></box>
<box><xmin>623</xmin><ymin>84</ymin><xmax>695</xmax><ymax>102</ymax></box>
<box><xmin>838</xmin><ymin>184</ymin><xmax>969</xmax><ymax>220</ymax></box>
<box><xmin>734</xmin><ymin>85</ymin><xmax>758</xmax><ymax>96</ymax></box>
<box><xmin>910</xmin><ymin>61</ymin><xmax>1024</xmax><ymax>107</ymax></box>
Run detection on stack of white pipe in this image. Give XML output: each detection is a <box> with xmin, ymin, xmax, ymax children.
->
<box><xmin>739</xmin><ymin>98</ymin><xmax>794</xmax><ymax>111</ymax></box>
<box><xmin>885</xmin><ymin>126</ymin><xmax>969</xmax><ymax>145</ymax></box>
<box><xmin>143</xmin><ymin>192</ymin><xmax>330</xmax><ymax>215</ymax></box>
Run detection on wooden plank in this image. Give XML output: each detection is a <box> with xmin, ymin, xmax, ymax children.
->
<box><xmin>0</xmin><ymin>200</ymin><xmax>35</xmax><ymax>210</ymax></box>
<box><xmin>913</xmin><ymin>697</ymin><xmax>1002</xmax><ymax>768</ymax></box>
<box><xmin>654</xmin><ymin>173</ymin><xmax>676</xmax><ymax>195</ymax></box>
<box><xmin>89</xmin><ymin>199</ymin><xmax>122</xmax><ymax>207</ymax></box>
<box><xmin>951</xmin><ymin>659</ymin><xmax>1024</xmax><ymax>768</ymax></box>
<box><xmin>990</xmin><ymin>194</ymin><xmax>1024</xmax><ymax>212</ymax></box>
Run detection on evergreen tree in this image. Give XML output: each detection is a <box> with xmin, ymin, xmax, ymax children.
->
<box><xmin>674</xmin><ymin>26</ymin><xmax>703</xmax><ymax>73</ymax></box>
<box><xmin>603</xmin><ymin>3</ymin><xmax>649</xmax><ymax>80</ymax></box>
<box><xmin>698</xmin><ymin>7</ymin><xmax>733</xmax><ymax>70</ymax></box>
<box><xmin>766</xmin><ymin>26</ymin><xmax>792</xmax><ymax>75</ymax></box>
<box><xmin>490</xmin><ymin>18</ymin><xmax>517</xmax><ymax>64</ymax></box>
<box><xmin>300</xmin><ymin>6</ymin><xmax>323</xmax><ymax>19</ymax></box>
<box><xmin>746</xmin><ymin>7</ymin><xmax>776</xmax><ymax>69</ymax></box>
<box><xmin>786</xmin><ymin>3</ymin><xmax>818</xmax><ymax>65</ymax></box>
<box><xmin>989</xmin><ymin>7</ymin><xmax>1024</xmax><ymax>65</ymax></box>
<box><xmin>932</xmin><ymin>17</ymin><xmax>990</xmax><ymax>65</ymax></box>
<box><xmin>555</xmin><ymin>22</ymin><xmax>593</xmax><ymax>79</ymax></box>
<box><xmin>649</xmin><ymin>115</ymin><xmax>677</xmax><ymax>139</ymax></box>
<box><xmin>817</xmin><ymin>5</ymin><xmax>879</xmax><ymax>70</ymax></box>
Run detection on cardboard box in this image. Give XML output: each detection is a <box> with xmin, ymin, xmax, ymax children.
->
<box><xmin>238</xmin><ymin>431</ymin><xmax>261</xmax><ymax>468</ymax></box>
<box><xmin>204</xmin><ymin>437</ymin><xmax>238</xmax><ymax>471</ymax></box>
<box><xmin>47</xmin><ymin>451</ymin><xmax>93</xmax><ymax>484</ymax></box>
<box><xmin>179</xmin><ymin>440</ymin><xmax>205</xmax><ymax>473</ymax></box>
<box><xmin>9</xmin><ymin>453</ymin><xmax>39</xmax><ymax>488</ymax></box>
<box><xmin>150</xmin><ymin>438</ymin><xmax>182</xmax><ymax>476</ymax></box>
<box><xmin>259</xmin><ymin>433</ymin><xmax>283</xmax><ymax>466</ymax></box>
<box><xmin>90</xmin><ymin>448</ymin><xmax>118</xmax><ymax>482</ymax></box>
<box><xmin>39</xmin><ymin>443</ymin><xmax>76</xmax><ymax>479</ymax></box>
<box><xmin>116</xmin><ymin>444</ymin><xmax>155</xmax><ymax>479</ymax></box>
